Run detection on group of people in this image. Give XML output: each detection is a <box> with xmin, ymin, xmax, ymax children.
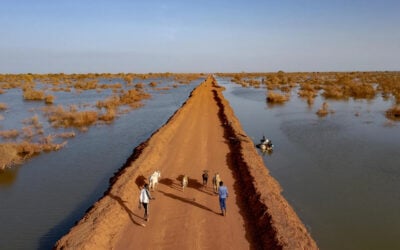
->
<box><xmin>138</xmin><ymin>171</ymin><xmax>229</xmax><ymax>222</ymax></box>
<box><xmin>202</xmin><ymin>171</ymin><xmax>228</xmax><ymax>216</ymax></box>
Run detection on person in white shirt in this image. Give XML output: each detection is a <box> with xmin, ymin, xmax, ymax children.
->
<box><xmin>139</xmin><ymin>184</ymin><xmax>153</xmax><ymax>221</ymax></box>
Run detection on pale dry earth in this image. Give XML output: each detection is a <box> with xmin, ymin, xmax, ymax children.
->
<box><xmin>55</xmin><ymin>76</ymin><xmax>317</xmax><ymax>250</ymax></box>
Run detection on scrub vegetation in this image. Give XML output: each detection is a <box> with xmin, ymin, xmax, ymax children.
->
<box><xmin>0</xmin><ymin>73</ymin><xmax>204</xmax><ymax>170</ymax></box>
<box><xmin>217</xmin><ymin>71</ymin><xmax>400</xmax><ymax>119</ymax></box>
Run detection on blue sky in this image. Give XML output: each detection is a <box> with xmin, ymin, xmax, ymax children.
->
<box><xmin>1</xmin><ymin>0</ymin><xmax>399</xmax><ymax>73</ymax></box>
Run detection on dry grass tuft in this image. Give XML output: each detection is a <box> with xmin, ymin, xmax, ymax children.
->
<box><xmin>74</xmin><ymin>80</ymin><xmax>98</xmax><ymax>90</ymax></box>
<box><xmin>120</xmin><ymin>89</ymin><xmax>151</xmax><ymax>105</ymax></box>
<box><xmin>0</xmin><ymin>130</ymin><xmax>19</xmax><ymax>139</ymax></box>
<box><xmin>322</xmin><ymin>85</ymin><xmax>347</xmax><ymax>99</ymax></box>
<box><xmin>45</xmin><ymin>105</ymin><xmax>98</xmax><ymax>128</ymax></box>
<box><xmin>45</xmin><ymin>95</ymin><xmax>55</xmax><ymax>104</ymax></box>
<box><xmin>0</xmin><ymin>144</ymin><xmax>20</xmax><ymax>170</ymax></box>
<box><xmin>23</xmin><ymin>88</ymin><xmax>45</xmax><ymax>100</ymax></box>
<box><xmin>266</xmin><ymin>91</ymin><xmax>289</xmax><ymax>103</ymax></box>
<box><xmin>386</xmin><ymin>105</ymin><xmax>400</xmax><ymax>121</ymax></box>
<box><xmin>135</xmin><ymin>83</ymin><xmax>145</xmax><ymax>89</ymax></box>
<box><xmin>99</xmin><ymin>108</ymin><xmax>117</xmax><ymax>122</ymax></box>
<box><xmin>22</xmin><ymin>126</ymin><xmax>35</xmax><ymax>139</ymax></box>
<box><xmin>346</xmin><ymin>83</ymin><xmax>376</xmax><ymax>99</ymax></box>
<box><xmin>23</xmin><ymin>115</ymin><xmax>43</xmax><ymax>130</ymax></box>
<box><xmin>56</xmin><ymin>132</ymin><xmax>76</xmax><ymax>138</ymax></box>
<box><xmin>0</xmin><ymin>140</ymin><xmax>66</xmax><ymax>170</ymax></box>
<box><xmin>316</xmin><ymin>102</ymin><xmax>332</xmax><ymax>117</ymax></box>
<box><xmin>0</xmin><ymin>103</ymin><xmax>7</xmax><ymax>110</ymax></box>
<box><xmin>96</xmin><ymin>96</ymin><xmax>120</xmax><ymax>110</ymax></box>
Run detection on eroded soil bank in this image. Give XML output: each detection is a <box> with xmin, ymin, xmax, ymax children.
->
<box><xmin>54</xmin><ymin>76</ymin><xmax>317</xmax><ymax>249</ymax></box>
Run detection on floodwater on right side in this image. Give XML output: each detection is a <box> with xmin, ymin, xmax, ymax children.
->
<box><xmin>217</xmin><ymin>75</ymin><xmax>400</xmax><ymax>250</ymax></box>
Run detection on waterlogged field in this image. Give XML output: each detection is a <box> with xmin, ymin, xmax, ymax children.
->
<box><xmin>0</xmin><ymin>73</ymin><xmax>204</xmax><ymax>249</ymax></box>
<box><xmin>0</xmin><ymin>73</ymin><xmax>204</xmax><ymax>170</ymax></box>
<box><xmin>1</xmin><ymin>71</ymin><xmax>399</xmax><ymax>249</ymax></box>
<box><xmin>216</xmin><ymin>72</ymin><xmax>400</xmax><ymax>250</ymax></box>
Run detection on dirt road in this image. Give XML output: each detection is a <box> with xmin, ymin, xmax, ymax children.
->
<box><xmin>55</xmin><ymin>76</ymin><xmax>317</xmax><ymax>249</ymax></box>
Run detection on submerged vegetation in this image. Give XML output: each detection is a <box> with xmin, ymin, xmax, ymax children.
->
<box><xmin>1</xmin><ymin>71</ymin><xmax>398</xmax><ymax>169</ymax></box>
<box><xmin>386</xmin><ymin>105</ymin><xmax>400</xmax><ymax>120</ymax></box>
<box><xmin>0</xmin><ymin>73</ymin><xmax>204</xmax><ymax>169</ymax></box>
<box><xmin>217</xmin><ymin>71</ymin><xmax>400</xmax><ymax>120</ymax></box>
<box><xmin>266</xmin><ymin>91</ymin><xmax>289</xmax><ymax>104</ymax></box>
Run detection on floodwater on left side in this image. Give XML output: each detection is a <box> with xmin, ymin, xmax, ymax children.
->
<box><xmin>0</xmin><ymin>74</ymin><xmax>203</xmax><ymax>250</ymax></box>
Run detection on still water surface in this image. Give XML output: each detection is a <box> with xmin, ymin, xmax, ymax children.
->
<box><xmin>217</xmin><ymin>77</ymin><xmax>400</xmax><ymax>250</ymax></box>
<box><xmin>1</xmin><ymin>77</ymin><xmax>400</xmax><ymax>249</ymax></box>
<box><xmin>0</xmin><ymin>79</ymin><xmax>202</xmax><ymax>250</ymax></box>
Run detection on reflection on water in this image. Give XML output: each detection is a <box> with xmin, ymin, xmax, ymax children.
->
<box><xmin>0</xmin><ymin>79</ymin><xmax>202</xmax><ymax>250</ymax></box>
<box><xmin>218</xmin><ymin>77</ymin><xmax>400</xmax><ymax>250</ymax></box>
<box><xmin>0</xmin><ymin>167</ymin><xmax>19</xmax><ymax>187</ymax></box>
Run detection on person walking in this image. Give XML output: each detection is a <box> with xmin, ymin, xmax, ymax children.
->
<box><xmin>139</xmin><ymin>183</ymin><xmax>153</xmax><ymax>221</ymax></box>
<box><xmin>218</xmin><ymin>181</ymin><xmax>228</xmax><ymax>216</ymax></box>
<box><xmin>202</xmin><ymin>170</ymin><xmax>208</xmax><ymax>187</ymax></box>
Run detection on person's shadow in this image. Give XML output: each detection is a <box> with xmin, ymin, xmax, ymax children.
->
<box><xmin>109</xmin><ymin>193</ymin><xmax>144</xmax><ymax>226</ymax></box>
<box><xmin>157</xmin><ymin>190</ymin><xmax>219</xmax><ymax>215</ymax></box>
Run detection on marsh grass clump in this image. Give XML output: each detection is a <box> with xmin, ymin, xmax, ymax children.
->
<box><xmin>0</xmin><ymin>140</ymin><xmax>66</xmax><ymax>170</ymax></box>
<box><xmin>56</xmin><ymin>132</ymin><xmax>76</xmax><ymax>138</ymax></box>
<box><xmin>45</xmin><ymin>105</ymin><xmax>98</xmax><ymax>128</ymax></box>
<box><xmin>266</xmin><ymin>91</ymin><xmax>289</xmax><ymax>103</ymax></box>
<box><xmin>0</xmin><ymin>130</ymin><xmax>19</xmax><ymax>139</ymax></box>
<box><xmin>0</xmin><ymin>144</ymin><xmax>20</xmax><ymax>170</ymax></box>
<box><xmin>23</xmin><ymin>114</ymin><xmax>43</xmax><ymax>130</ymax></box>
<box><xmin>96</xmin><ymin>95</ymin><xmax>120</xmax><ymax>110</ymax></box>
<box><xmin>134</xmin><ymin>83</ymin><xmax>145</xmax><ymax>89</ymax></box>
<box><xmin>45</xmin><ymin>95</ymin><xmax>55</xmax><ymax>104</ymax></box>
<box><xmin>120</xmin><ymin>89</ymin><xmax>151</xmax><ymax>106</ymax></box>
<box><xmin>74</xmin><ymin>80</ymin><xmax>98</xmax><ymax>90</ymax></box>
<box><xmin>17</xmin><ymin>140</ymin><xmax>66</xmax><ymax>155</ymax></box>
<box><xmin>99</xmin><ymin>108</ymin><xmax>117</xmax><ymax>122</ymax></box>
<box><xmin>346</xmin><ymin>82</ymin><xmax>376</xmax><ymax>99</ymax></box>
<box><xmin>99</xmin><ymin>83</ymin><xmax>122</xmax><ymax>90</ymax></box>
<box><xmin>316</xmin><ymin>102</ymin><xmax>333</xmax><ymax>117</ymax></box>
<box><xmin>0</xmin><ymin>103</ymin><xmax>7</xmax><ymax>110</ymax></box>
<box><xmin>298</xmin><ymin>83</ymin><xmax>318</xmax><ymax>106</ymax></box>
<box><xmin>386</xmin><ymin>105</ymin><xmax>400</xmax><ymax>121</ymax></box>
<box><xmin>23</xmin><ymin>88</ymin><xmax>45</xmax><ymax>101</ymax></box>
<box><xmin>322</xmin><ymin>85</ymin><xmax>347</xmax><ymax>99</ymax></box>
<box><xmin>22</xmin><ymin>126</ymin><xmax>35</xmax><ymax>140</ymax></box>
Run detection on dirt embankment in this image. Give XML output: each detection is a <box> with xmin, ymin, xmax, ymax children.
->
<box><xmin>54</xmin><ymin>76</ymin><xmax>317</xmax><ymax>250</ymax></box>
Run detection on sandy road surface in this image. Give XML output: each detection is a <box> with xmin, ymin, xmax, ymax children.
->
<box><xmin>55</xmin><ymin>76</ymin><xmax>317</xmax><ymax>250</ymax></box>
<box><xmin>115</xmin><ymin>79</ymin><xmax>250</xmax><ymax>249</ymax></box>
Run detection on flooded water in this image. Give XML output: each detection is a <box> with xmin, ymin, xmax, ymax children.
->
<box><xmin>0</xmin><ymin>78</ymin><xmax>202</xmax><ymax>250</ymax></box>
<box><xmin>1</xmin><ymin>76</ymin><xmax>400</xmax><ymax>250</ymax></box>
<box><xmin>217</xmin><ymin>77</ymin><xmax>400</xmax><ymax>250</ymax></box>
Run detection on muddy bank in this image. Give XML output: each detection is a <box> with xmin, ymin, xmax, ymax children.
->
<box><xmin>54</xmin><ymin>76</ymin><xmax>317</xmax><ymax>249</ymax></box>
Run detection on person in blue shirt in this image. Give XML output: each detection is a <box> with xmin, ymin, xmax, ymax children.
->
<box><xmin>218</xmin><ymin>181</ymin><xmax>228</xmax><ymax>216</ymax></box>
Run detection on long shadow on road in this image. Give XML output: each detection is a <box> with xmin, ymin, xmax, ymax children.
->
<box><xmin>160</xmin><ymin>177</ymin><xmax>214</xmax><ymax>195</ymax></box>
<box><xmin>109</xmin><ymin>194</ymin><xmax>144</xmax><ymax>226</ymax></box>
<box><xmin>157</xmin><ymin>190</ymin><xmax>218</xmax><ymax>215</ymax></box>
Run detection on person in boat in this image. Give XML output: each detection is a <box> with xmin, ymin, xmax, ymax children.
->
<box><xmin>259</xmin><ymin>135</ymin><xmax>273</xmax><ymax>149</ymax></box>
<box><xmin>261</xmin><ymin>135</ymin><xmax>269</xmax><ymax>145</ymax></box>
